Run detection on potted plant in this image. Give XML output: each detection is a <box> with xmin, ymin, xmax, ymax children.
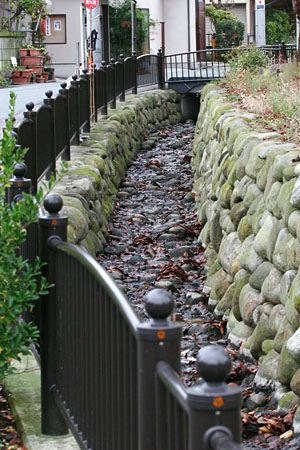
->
<box><xmin>19</xmin><ymin>45</ymin><xmax>44</xmax><ymax>57</ymax></box>
<box><xmin>11</xmin><ymin>67</ymin><xmax>33</xmax><ymax>84</ymax></box>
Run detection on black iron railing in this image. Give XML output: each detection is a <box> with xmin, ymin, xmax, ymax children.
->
<box><xmin>164</xmin><ymin>44</ymin><xmax>297</xmax><ymax>84</ymax></box>
<box><xmin>12</xmin><ymin>52</ymin><xmax>164</xmax><ymax>190</ymax></box>
<box><xmin>7</xmin><ymin>166</ymin><xmax>244</xmax><ymax>449</ymax></box>
<box><xmin>6</xmin><ymin>174</ymin><xmax>245</xmax><ymax>450</ymax></box>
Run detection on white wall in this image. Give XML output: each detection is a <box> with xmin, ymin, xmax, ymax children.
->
<box><xmin>45</xmin><ymin>0</ymin><xmax>82</xmax><ymax>78</ymax></box>
<box><xmin>137</xmin><ymin>0</ymin><xmax>163</xmax><ymax>54</ymax></box>
<box><xmin>137</xmin><ymin>0</ymin><xmax>196</xmax><ymax>55</ymax></box>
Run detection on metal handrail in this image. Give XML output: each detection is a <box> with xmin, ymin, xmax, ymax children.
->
<box><xmin>209</xmin><ymin>429</ymin><xmax>243</xmax><ymax>450</ymax></box>
<box><xmin>50</xmin><ymin>238</ymin><xmax>140</xmax><ymax>337</ymax></box>
<box><xmin>156</xmin><ymin>361</ymin><xmax>189</xmax><ymax>413</ymax></box>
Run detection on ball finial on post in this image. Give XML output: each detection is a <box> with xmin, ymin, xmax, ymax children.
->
<box><xmin>196</xmin><ymin>345</ymin><xmax>232</xmax><ymax>383</ymax></box>
<box><xmin>13</xmin><ymin>162</ymin><xmax>27</xmax><ymax>179</ymax></box>
<box><xmin>145</xmin><ymin>288</ymin><xmax>174</xmax><ymax>320</ymax></box>
<box><xmin>43</xmin><ymin>194</ymin><xmax>63</xmax><ymax>216</ymax></box>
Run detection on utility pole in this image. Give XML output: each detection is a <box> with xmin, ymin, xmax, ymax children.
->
<box><xmin>131</xmin><ymin>0</ymin><xmax>137</xmax><ymax>54</ymax></box>
<box><xmin>255</xmin><ymin>0</ymin><xmax>266</xmax><ymax>46</ymax></box>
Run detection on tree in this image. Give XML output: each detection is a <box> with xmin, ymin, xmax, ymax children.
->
<box><xmin>266</xmin><ymin>10</ymin><xmax>295</xmax><ymax>44</ymax></box>
<box><xmin>9</xmin><ymin>0</ymin><xmax>49</xmax><ymax>42</ymax></box>
<box><xmin>109</xmin><ymin>0</ymin><xmax>150</xmax><ymax>58</ymax></box>
<box><xmin>206</xmin><ymin>4</ymin><xmax>244</xmax><ymax>48</ymax></box>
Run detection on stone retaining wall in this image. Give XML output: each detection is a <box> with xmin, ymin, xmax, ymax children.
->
<box><xmin>192</xmin><ymin>84</ymin><xmax>300</xmax><ymax>411</ymax></box>
<box><xmin>51</xmin><ymin>90</ymin><xmax>181</xmax><ymax>257</ymax></box>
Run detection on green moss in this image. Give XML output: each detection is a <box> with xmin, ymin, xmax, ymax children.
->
<box><xmin>237</xmin><ymin>216</ymin><xmax>252</xmax><ymax>241</ymax></box>
<box><xmin>68</xmin><ymin>167</ymin><xmax>101</xmax><ymax>185</ymax></box>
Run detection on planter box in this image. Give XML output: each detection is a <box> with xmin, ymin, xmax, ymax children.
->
<box><xmin>19</xmin><ymin>48</ymin><xmax>28</xmax><ymax>57</ymax></box>
<box><xmin>12</xmin><ymin>69</ymin><xmax>32</xmax><ymax>78</ymax></box>
<box><xmin>36</xmin><ymin>76</ymin><xmax>45</xmax><ymax>83</ymax></box>
<box><xmin>19</xmin><ymin>48</ymin><xmax>43</xmax><ymax>57</ymax></box>
<box><xmin>29</xmin><ymin>49</ymin><xmax>43</xmax><ymax>56</ymax></box>
<box><xmin>12</xmin><ymin>76</ymin><xmax>30</xmax><ymax>85</ymax></box>
<box><xmin>20</xmin><ymin>55</ymin><xmax>44</xmax><ymax>67</ymax></box>
<box><xmin>27</xmin><ymin>66</ymin><xmax>42</xmax><ymax>75</ymax></box>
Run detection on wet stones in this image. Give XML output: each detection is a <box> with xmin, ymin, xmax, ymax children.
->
<box><xmin>192</xmin><ymin>83</ymin><xmax>300</xmax><ymax>395</ymax></box>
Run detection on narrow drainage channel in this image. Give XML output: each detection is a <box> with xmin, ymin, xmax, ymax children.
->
<box><xmin>97</xmin><ymin>121</ymin><xmax>300</xmax><ymax>450</ymax></box>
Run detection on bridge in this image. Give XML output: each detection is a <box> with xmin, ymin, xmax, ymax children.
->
<box><xmin>141</xmin><ymin>44</ymin><xmax>296</xmax><ymax>94</ymax></box>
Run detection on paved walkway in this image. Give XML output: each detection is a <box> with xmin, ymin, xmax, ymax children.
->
<box><xmin>0</xmin><ymin>81</ymin><xmax>63</xmax><ymax>135</ymax></box>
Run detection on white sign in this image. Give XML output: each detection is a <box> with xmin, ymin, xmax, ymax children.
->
<box><xmin>46</xmin><ymin>16</ymin><xmax>51</xmax><ymax>36</ymax></box>
<box><xmin>54</xmin><ymin>20</ymin><xmax>61</xmax><ymax>31</ymax></box>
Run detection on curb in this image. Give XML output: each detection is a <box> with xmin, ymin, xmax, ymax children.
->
<box><xmin>4</xmin><ymin>354</ymin><xmax>79</xmax><ymax>450</ymax></box>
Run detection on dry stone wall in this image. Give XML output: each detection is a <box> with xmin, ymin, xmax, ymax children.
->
<box><xmin>192</xmin><ymin>84</ymin><xmax>300</xmax><ymax>410</ymax></box>
<box><xmin>51</xmin><ymin>90</ymin><xmax>181</xmax><ymax>257</ymax></box>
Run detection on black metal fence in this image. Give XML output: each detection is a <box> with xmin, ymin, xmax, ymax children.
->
<box><xmin>39</xmin><ymin>195</ymin><xmax>243</xmax><ymax>450</ymax></box>
<box><xmin>12</xmin><ymin>52</ymin><xmax>165</xmax><ymax>192</ymax></box>
<box><xmin>165</xmin><ymin>44</ymin><xmax>297</xmax><ymax>84</ymax></box>
<box><xmin>7</xmin><ymin>167</ymin><xmax>244</xmax><ymax>450</ymax></box>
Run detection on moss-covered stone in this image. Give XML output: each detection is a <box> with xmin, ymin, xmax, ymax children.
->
<box><xmin>249</xmin><ymin>262</ymin><xmax>274</xmax><ymax>291</ymax></box>
<box><xmin>237</xmin><ymin>216</ymin><xmax>252</xmax><ymax>241</ymax></box>
<box><xmin>278</xmin><ymin>391</ymin><xmax>299</xmax><ymax>413</ymax></box>
<box><xmin>277</xmin><ymin>344</ymin><xmax>300</xmax><ymax>386</ymax></box>
<box><xmin>291</xmin><ymin>369</ymin><xmax>300</xmax><ymax>397</ymax></box>
<box><xmin>239</xmin><ymin>284</ymin><xmax>263</xmax><ymax>327</ymax></box>
<box><xmin>262</xmin><ymin>339</ymin><xmax>274</xmax><ymax>354</ymax></box>
<box><xmin>232</xmin><ymin>270</ymin><xmax>250</xmax><ymax>321</ymax></box>
<box><xmin>206</xmin><ymin>268</ymin><xmax>232</xmax><ymax>301</ymax></box>
<box><xmin>246</xmin><ymin>313</ymin><xmax>274</xmax><ymax>359</ymax></box>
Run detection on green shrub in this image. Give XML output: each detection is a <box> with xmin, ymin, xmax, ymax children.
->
<box><xmin>0</xmin><ymin>92</ymin><xmax>48</xmax><ymax>379</ymax></box>
<box><xmin>109</xmin><ymin>0</ymin><xmax>151</xmax><ymax>57</ymax></box>
<box><xmin>228</xmin><ymin>45</ymin><xmax>269</xmax><ymax>72</ymax></box>
<box><xmin>206</xmin><ymin>5</ymin><xmax>244</xmax><ymax>48</ymax></box>
<box><xmin>266</xmin><ymin>10</ymin><xmax>295</xmax><ymax>45</ymax></box>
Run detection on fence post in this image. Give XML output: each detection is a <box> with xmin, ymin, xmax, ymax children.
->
<box><xmin>101</xmin><ymin>61</ymin><xmax>108</xmax><ymax>116</ymax></box>
<box><xmin>59</xmin><ymin>82</ymin><xmax>71</xmax><ymax>161</ymax></box>
<box><xmin>119</xmin><ymin>54</ymin><xmax>125</xmax><ymax>102</ymax></box>
<box><xmin>39</xmin><ymin>193</ymin><xmax>68</xmax><ymax>436</ymax></box>
<box><xmin>132</xmin><ymin>51</ymin><xmax>138</xmax><ymax>95</ymax></box>
<box><xmin>7</xmin><ymin>163</ymin><xmax>31</xmax><ymax>205</ymax></box>
<box><xmin>70</xmin><ymin>75</ymin><xmax>80</xmax><ymax>145</ymax></box>
<box><xmin>21</xmin><ymin>102</ymin><xmax>38</xmax><ymax>193</ymax></box>
<box><xmin>81</xmin><ymin>69</ymin><xmax>91</xmax><ymax>131</ymax></box>
<box><xmin>44</xmin><ymin>90</ymin><xmax>56</xmax><ymax>177</ymax></box>
<box><xmin>110</xmin><ymin>58</ymin><xmax>117</xmax><ymax>109</ymax></box>
<box><xmin>137</xmin><ymin>289</ymin><xmax>182</xmax><ymax>450</ymax></box>
<box><xmin>157</xmin><ymin>48</ymin><xmax>165</xmax><ymax>90</ymax></box>
<box><xmin>187</xmin><ymin>345</ymin><xmax>242</xmax><ymax>450</ymax></box>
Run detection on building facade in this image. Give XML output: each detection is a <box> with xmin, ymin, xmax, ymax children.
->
<box><xmin>135</xmin><ymin>0</ymin><xmax>259</xmax><ymax>55</ymax></box>
<box><xmin>45</xmin><ymin>0</ymin><xmax>109</xmax><ymax>78</ymax></box>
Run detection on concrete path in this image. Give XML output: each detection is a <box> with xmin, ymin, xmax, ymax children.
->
<box><xmin>5</xmin><ymin>354</ymin><xmax>80</xmax><ymax>449</ymax></box>
<box><xmin>0</xmin><ymin>81</ymin><xmax>63</xmax><ymax>135</ymax></box>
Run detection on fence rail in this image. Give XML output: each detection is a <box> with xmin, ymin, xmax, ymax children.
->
<box><xmin>7</xmin><ymin>172</ymin><xmax>244</xmax><ymax>449</ymax></box>
<box><xmin>37</xmin><ymin>194</ymin><xmax>243</xmax><ymax>450</ymax></box>
<box><xmin>165</xmin><ymin>44</ymin><xmax>297</xmax><ymax>84</ymax></box>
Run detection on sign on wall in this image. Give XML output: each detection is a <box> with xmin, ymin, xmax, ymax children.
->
<box><xmin>43</xmin><ymin>15</ymin><xmax>67</xmax><ymax>44</ymax></box>
<box><xmin>84</xmin><ymin>0</ymin><xmax>98</xmax><ymax>9</ymax></box>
